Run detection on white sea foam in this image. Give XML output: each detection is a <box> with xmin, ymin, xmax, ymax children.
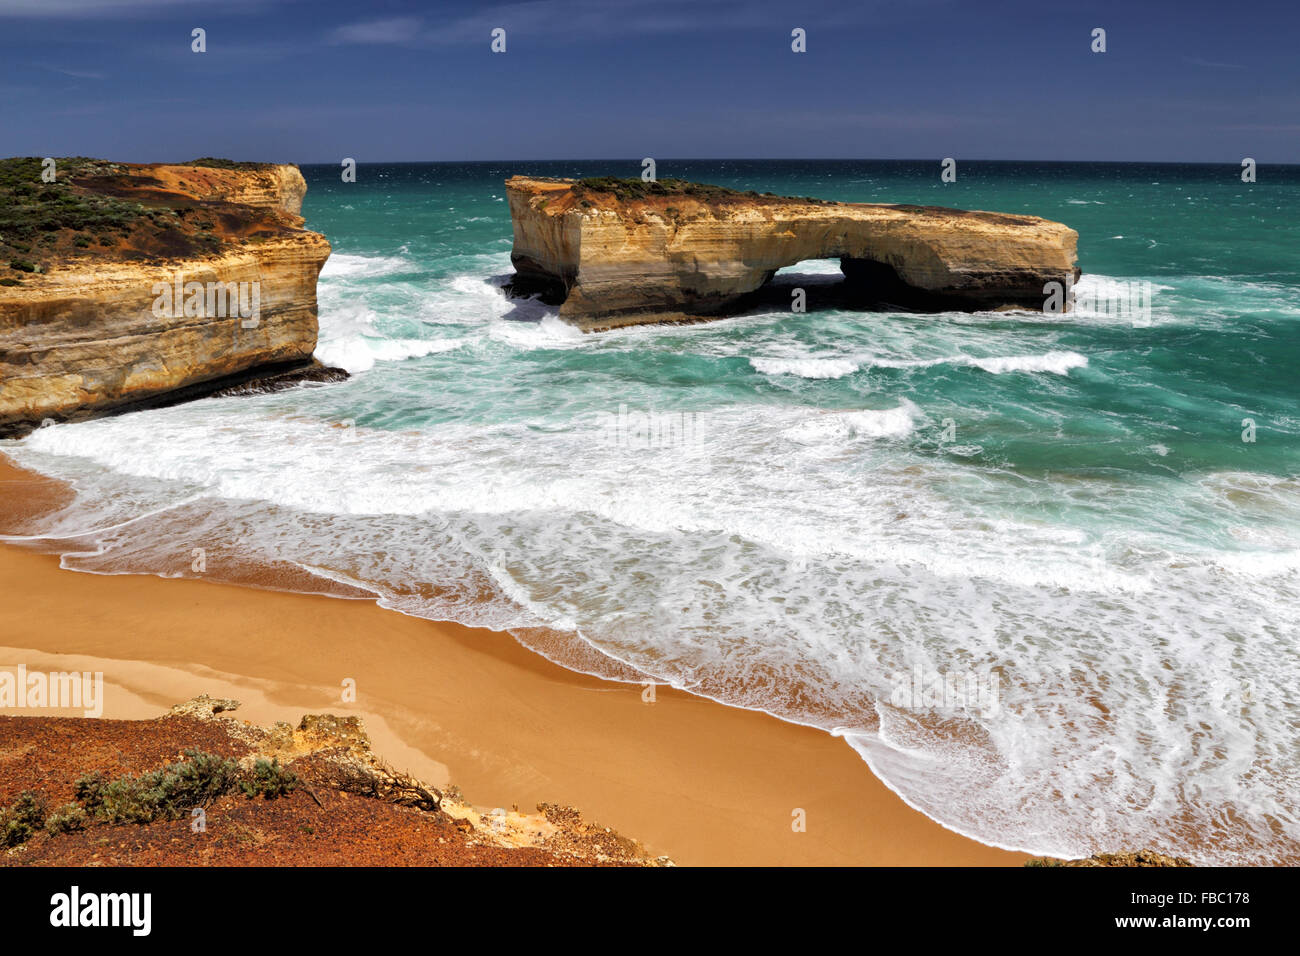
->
<box><xmin>748</xmin><ymin>349</ymin><xmax>1086</xmax><ymax>379</ymax></box>
<box><xmin>749</xmin><ymin>357</ymin><xmax>860</xmax><ymax>379</ymax></box>
<box><xmin>843</xmin><ymin>402</ymin><xmax>919</xmax><ymax>437</ymax></box>
<box><xmin>857</xmin><ymin>351</ymin><xmax>1087</xmax><ymax>375</ymax></box>
<box><xmin>319</xmin><ymin>253</ymin><xmax>415</xmax><ymax>279</ymax></box>
<box><xmin>779</xmin><ymin>400</ymin><xmax>918</xmax><ymax>444</ymax></box>
<box><xmin>967</xmin><ymin>351</ymin><xmax>1088</xmax><ymax>375</ymax></box>
<box><xmin>315</xmin><ymin>335</ymin><xmax>466</xmax><ymax>373</ymax></box>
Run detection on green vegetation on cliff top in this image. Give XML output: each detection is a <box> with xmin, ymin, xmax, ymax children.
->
<box><xmin>571</xmin><ymin>176</ymin><xmax>833</xmax><ymax>205</ymax></box>
<box><xmin>0</xmin><ymin>156</ymin><xmax>277</xmax><ymax>280</ymax></box>
<box><xmin>0</xmin><ymin>158</ymin><xmax>146</xmax><ymax>238</ymax></box>
<box><xmin>0</xmin><ymin>157</ymin><xmax>151</xmax><ymax>279</ymax></box>
<box><xmin>186</xmin><ymin>157</ymin><xmax>274</xmax><ymax>170</ymax></box>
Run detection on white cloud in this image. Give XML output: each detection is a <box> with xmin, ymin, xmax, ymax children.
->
<box><xmin>0</xmin><ymin>0</ymin><xmax>258</xmax><ymax>17</ymax></box>
<box><xmin>327</xmin><ymin>16</ymin><xmax>424</xmax><ymax>46</ymax></box>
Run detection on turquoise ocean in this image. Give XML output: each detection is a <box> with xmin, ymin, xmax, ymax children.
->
<box><xmin>5</xmin><ymin>160</ymin><xmax>1299</xmax><ymax>863</ymax></box>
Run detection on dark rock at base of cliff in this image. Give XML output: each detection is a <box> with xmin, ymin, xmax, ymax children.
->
<box><xmin>503</xmin><ymin>255</ymin><xmax>571</xmax><ymax>305</ymax></box>
<box><xmin>0</xmin><ymin>360</ymin><xmax>347</xmax><ymax>439</ymax></box>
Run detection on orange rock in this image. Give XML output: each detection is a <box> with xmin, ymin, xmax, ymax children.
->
<box><xmin>506</xmin><ymin>175</ymin><xmax>1080</xmax><ymax>330</ymax></box>
<box><xmin>0</xmin><ymin>161</ymin><xmax>332</xmax><ymax>436</ymax></box>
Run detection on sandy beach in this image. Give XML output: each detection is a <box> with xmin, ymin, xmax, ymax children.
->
<box><xmin>0</xmin><ymin>453</ymin><xmax>1023</xmax><ymax>865</ymax></box>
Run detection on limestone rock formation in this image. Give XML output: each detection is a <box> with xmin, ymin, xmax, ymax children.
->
<box><xmin>0</xmin><ymin>158</ymin><xmax>336</xmax><ymax>437</ymax></box>
<box><xmin>506</xmin><ymin>176</ymin><xmax>1080</xmax><ymax>330</ymax></box>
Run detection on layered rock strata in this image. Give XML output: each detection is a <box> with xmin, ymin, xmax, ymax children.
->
<box><xmin>0</xmin><ymin>159</ymin><xmax>335</xmax><ymax>437</ymax></box>
<box><xmin>506</xmin><ymin>176</ymin><xmax>1080</xmax><ymax>330</ymax></box>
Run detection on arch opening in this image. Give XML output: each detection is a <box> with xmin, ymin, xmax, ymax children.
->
<box><xmin>746</xmin><ymin>256</ymin><xmax>915</xmax><ymax>313</ymax></box>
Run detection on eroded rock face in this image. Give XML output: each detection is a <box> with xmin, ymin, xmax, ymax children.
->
<box><xmin>507</xmin><ymin>176</ymin><xmax>1080</xmax><ymax>330</ymax></box>
<box><xmin>0</xmin><ymin>160</ymin><xmax>332</xmax><ymax>436</ymax></box>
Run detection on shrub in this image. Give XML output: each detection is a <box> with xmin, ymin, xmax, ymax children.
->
<box><xmin>78</xmin><ymin>750</ymin><xmax>242</xmax><ymax>824</ymax></box>
<box><xmin>0</xmin><ymin>791</ymin><xmax>47</xmax><ymax>847</ymax></box>
<box><xmin>44</xmin><ymin>803</ymin><xmax>87</xmax><ymax>835</ymax></box>
<box><xmin>240</xmin><ymin>758</ymin><xmax>298</xmax><ymax>800</ymax></box>
<box><xmin>9</xmin><ymin>259</ymin><xmax>35</xmax><ymax>272</ymax></box>
<box><xmin>73</xmin><ymin>771</ymin><xmax>108</xmax><ymax>805</ymax></box>
<box><xmin>186</xmin><ymin>158</ymin><xmax>266</xmax><ymax>170</ymax></box>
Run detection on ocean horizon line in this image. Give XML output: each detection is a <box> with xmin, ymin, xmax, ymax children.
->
<box><xmin>289</xmin><ymin>157</ymin><xmax>1300</xmax><ymax>168</ymax></box>
<box><xmin>4</xmin><ymin>155</ymin><xmax>1290</xmax><ymax>169</ymax></box>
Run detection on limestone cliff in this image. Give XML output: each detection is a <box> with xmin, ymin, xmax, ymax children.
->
<box><xmin>118</xmin><ymin>161</ymin><xmax>310</xmax><ymax>218</ymax></box>
<box><xmin>507</xmin><ymin>176</ymin><xmax>1080</xmax><ymax>330</ymax></box>
<box><xmin>0</xmin><ymin>158</ymin><xmax>335</xmax><ymax>436</ymax></box>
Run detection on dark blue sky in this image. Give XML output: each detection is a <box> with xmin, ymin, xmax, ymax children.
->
<box><xmin>0</xmin><ymin>0</ymin><xmax>1296</xmax><ymax>164</ymax></box>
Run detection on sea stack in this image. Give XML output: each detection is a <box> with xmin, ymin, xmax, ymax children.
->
<box><xmin>0</xmin><ymin>158</ymin><xmax>337</xmax><ymax>437</ymax></box>
<box><xmin>506</xmin><ymin>176</ymin><xmax>1080</xmax><ymax>331</ymax></box>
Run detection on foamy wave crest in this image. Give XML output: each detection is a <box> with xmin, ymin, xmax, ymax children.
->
<box><xmin>1209</xmin><ymin>548</ymin><xmax>1300</xmax><ymax>577</ymax></box>
<box><xmin>488</xmin><ymin>313</ymin><xmax>586</xmax><ymax>349</ymax></box>
<box><xmin>858</xmin><ymin>351</ymin><xmax>1087</xmax><ymax>375</ymax></box>
<box><xmin>750</xmin><ymin>357</ymin><xmax>860</xmax><ymax>379</ymax></box>
<box><xmin>747</xmin><ymin>349</ymin><xmax>1085</xmax><ymax>380</ymax></box>
<box><xmin>315</xmin><ymin>336</ymin><xmax>466</xmax><ymax>373</ymax></box>
<box><xmin>968</xmin><ymin>351</ymin><xmax>1088</xmax><ymax>375</ymax></box>
<box><xmin>319</xmin><ymin>253</ymin><xmax>416</xmax><ymax>280</ymax></box>
<box><xmin>782</xmin><ymin>400</ymin><xmax>918</xmax><ymax>444</ymax></box>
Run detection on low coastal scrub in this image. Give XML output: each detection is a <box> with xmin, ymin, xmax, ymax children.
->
<box><xmin>0</xmin><ymin>751</ymin><xmax>297</xmax><ymax>851</ymax></box>
<box><xmin>240</xmin><ymin>757</ymin><xmax>299</xmax><ymax>800</ymax></box>
<box><xmin>72</xmin><ymin>749</ymin><xmax>300</xmax><ymax>825</ymax></box>
<box><xmin>0</xmin><ymin>157</ymin><xmax>145</xmax><ymax>239</ymax></box>
<box><xmin>571</xmin><ymin>176</ymin><xmax>832</xmax><ymax>206</ymax></box>
<box><xmin>0</xmin><ymin>791</ymin><xmax>46</xmax><ymax>847</ymax></box>
<box><xmin>0</xmin><ymin>156</ymin><xmax>280</xmax><ymax>274</ymax></box>
<box><xmin>0</xmin><ymin>745</ymin><xmax>304</xmax><ymax>851</ymax></box>
<box><xmin>75</xmin><ymin>749</ymin><xmax>243</xmax><ymax>824</ymax></box>
<box><xmin>0</xmin><ymin>157</ymin><xmax>148</xmax><ymax>270</ymax></box>
<box><xmin>574</xmin><ymin>176</ymin><xmax>759</xmax><ymax>201</ymax></box>
<box><xmin>186</xmin><ymin>157</ymin><xmax>270</xmax><ymax>170</ymax></box>
<box><xmin>44</xmin><ymin>803</ymin><xmax>88</xmax><ymax>835</ymax></box>
<box><xmin>0</xmin><ymin>792</ymin><xmax>88</xmax><ymax>845</ymax></box>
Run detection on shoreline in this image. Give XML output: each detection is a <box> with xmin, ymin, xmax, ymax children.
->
<box><xmin>0</xmin><ymin>452</ymin><xmax>1025</xmax><ymax>865</ymax></box>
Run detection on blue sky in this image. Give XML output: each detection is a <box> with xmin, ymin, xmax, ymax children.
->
<box><xmin>0</xmin><ymin>0</ymin><xmax>1296</xmax><ymax>163</ymax></box>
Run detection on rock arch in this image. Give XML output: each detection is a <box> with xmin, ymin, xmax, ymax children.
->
<box><xmin>506</xmin><ymin>177</ymin><xmax>1080</xmax><ymax>331</ymax></box>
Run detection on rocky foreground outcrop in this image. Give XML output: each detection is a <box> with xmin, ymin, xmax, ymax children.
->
<box><xmin>0</xmin><ymin>158</ymin><xmax>337</xmax><ymax>437</ymax></box>
<box><xmin>0</xmin><ymin>695</ymin><xmax>669</xmax><ymax>867</ymax></box>
<box><xmin>507</xmin><ymin>176</ymin><xmax>1080</xmax><ymax>330</ymax></box>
